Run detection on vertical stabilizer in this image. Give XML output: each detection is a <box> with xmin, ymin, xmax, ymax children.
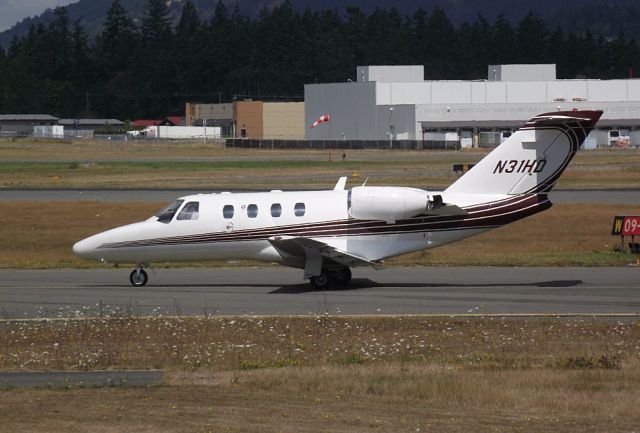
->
<box><xmin>445</xmin><ymin>111</ymin><xmax>602</xmax><ymax>196</ymax></box>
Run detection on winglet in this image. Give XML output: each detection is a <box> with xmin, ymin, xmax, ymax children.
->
<box><xmin>334</xmin><ymin>176</ymin><xmax>348</xmax><ymax>191</ymax></box>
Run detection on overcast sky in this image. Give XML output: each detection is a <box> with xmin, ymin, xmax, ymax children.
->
<box><xmin>0</xmin><ymin>0</ymin><xmax>76</xmax><ymax>32</ymax></box>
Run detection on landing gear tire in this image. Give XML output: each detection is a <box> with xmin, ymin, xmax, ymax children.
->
<box><xmin>332</xmin><ymin>267</ymin><xmax>352</xmax><ymax>286</ymax></box>
<box><xmin>310</xmin><ymin>271</ymin><xmax>333</xmax><ymax>290</ymax></box>
<box><xmin>130</xmin><ymin>268</ymin><xmax>148</xmax><ymax>287</ymax></box>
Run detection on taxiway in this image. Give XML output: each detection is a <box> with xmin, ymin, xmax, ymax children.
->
<box><xmin>0</xmin><ymin>267</ymin><xmax>638</xmax><ymax>318</ymax></box>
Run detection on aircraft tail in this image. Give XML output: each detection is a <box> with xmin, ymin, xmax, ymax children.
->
<box><xmin>444</xmin><ymin>110</ymin><xmax>602</xmax><ymax>196</ymax></box>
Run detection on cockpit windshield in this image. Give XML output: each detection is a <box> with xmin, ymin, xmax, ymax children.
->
<box><xmin>155</xmin><ymin>199</ymin><xmax>184</xmax><ymax>224</ymax></box>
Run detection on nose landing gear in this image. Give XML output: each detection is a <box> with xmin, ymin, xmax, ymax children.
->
<box><xmin>129</xmin><ymin>267</ymin><xmax>148</xmax><ymax>286</ymax></box>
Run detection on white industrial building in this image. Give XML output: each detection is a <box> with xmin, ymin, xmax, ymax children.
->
<box><xmin>304</xmin><ymin>64</ymin><xmax>640</xmax><ymax>147</ymax></box>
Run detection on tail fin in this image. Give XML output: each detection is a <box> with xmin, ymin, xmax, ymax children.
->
<box><xmin>445</xmin><ymin>110</ymin><xmax>602</xmax><ymax>196</ymax></box>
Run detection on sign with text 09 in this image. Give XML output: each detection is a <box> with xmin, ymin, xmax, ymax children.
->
<box><xmin>611</xmin><ymin>216</ymin><xmax>640</xmax><ymax>236</ymax></box>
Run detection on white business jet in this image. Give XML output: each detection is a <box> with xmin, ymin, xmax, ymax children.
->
<box><xmin>74</xmin><ymin>110</ymin><xmax>602</xmax><ymax>288</ymax></box>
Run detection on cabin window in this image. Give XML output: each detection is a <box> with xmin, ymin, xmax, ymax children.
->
<box><xmin>155</xmin><ymin>199</ymin><xmax>184</xmax><ymax>224</ymax></box>
<box><xmin>294</xmin><ymin>202</ymin><xmax>306</xmax><ymax>217</ymax></box>
<box><xmin>247</xmin><ymin>204</ymin><xmax>258</xmax><ymax>218</ymax></box>
<box><xmin>177</xmin><ymin>201</ymin><xmax>200</xmax><ymax>220</ymax></box>
<box><xmin>271</xmin><ymin>203</ymin><xmax>282</xmax><ymax>217</ymax></box>
<box><xmin>223</xmin><ymin>205</ymin><xmax>234</xmax><ymax>219</ymax></box>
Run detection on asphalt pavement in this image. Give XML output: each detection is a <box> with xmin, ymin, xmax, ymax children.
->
<box><xmin>0</xmin><ymin>267</ymin><xmax>638</xmax><ymax>318</ymax></box>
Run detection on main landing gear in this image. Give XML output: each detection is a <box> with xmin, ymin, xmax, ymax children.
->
<box><xmin>129</xmin><ymin>267</ymin><xmax>148</xmax><ymax>287</ymax></box>
<box><xmin>310</xmin><ymin>267</ymin><xmax>352</xmax><ymax>290</ymax></box>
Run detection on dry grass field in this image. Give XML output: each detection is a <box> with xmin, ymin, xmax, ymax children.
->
<box><xmin>0</xmin><ymin>201</ymin><xmax>635</xmax><ymax>268</ymax></box>
<box><xmin>1</xmin><ymin>316</ymin><xmax>639</xmax><ymax>432</ymax></box>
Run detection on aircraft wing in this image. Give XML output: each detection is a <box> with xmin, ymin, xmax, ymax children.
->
<box><xmin>268</xmin><ymin>236</ymin><xmax>382</xmax><ymax>275</ymax></box>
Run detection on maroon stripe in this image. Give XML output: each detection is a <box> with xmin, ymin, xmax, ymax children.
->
<box><xmin>99</xmin><ymin>195</ymin><xmax>549</xmax><ymax>249</ymax></box>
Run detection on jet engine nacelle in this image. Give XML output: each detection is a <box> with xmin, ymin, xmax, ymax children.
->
<box><xmin>348</xmin><ymin>186</ymin><xmax>429</xmax><ymax>223</ymax></box>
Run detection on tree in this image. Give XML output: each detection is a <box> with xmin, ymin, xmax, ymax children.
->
<box><xmin>422</xmin><ymin>7</ymin><xmax>456</xmax><ymax>79</ymax></box>
<box><xmin>252</xmin><ymin>0</ymin><xmax>309</xmax><ymax>96</ymax></box>
<box><xmin>363</xmin><ymin>8</ymin><xmax>409</xmax><ymax>66</ymax></box>
<box><xmin>47</xmin><ymin>7</ymin><xmax>73</xmax><ymax>81</ymax></box>
<box><xmin>2</xmin><ymin>2</ymin><xmax>640</xmax><ymax>118</ymax></box>
<box><xmin>344</xmin><ymin>7</ymin><xmax>367</xmax><ymax>67</ymax></box>
<box><xmin>173</xmin><ymin>0</ymin><xmax>204</xmax><ymax>100</ymax></box>
<box><xmin>141</xmin><ymin>0</ymin><xmax>173</xmax><ymax>45</ymax></box>
<box><xmin>303</xmin><ymin>9</ymin><xmax>353</xmax><ymax>84</ymax></box>
<box><xmin>0</xmin><ymin>46</ymin><xmax>6</xmax><ymax>112</ymax></box>
<box><xmin>70</xmin><ymin>21</ymin><xmax>93</xmax><ymax>116</ymax></box>
<box><xmin>96</xmin><ymin>0</ymin><xmax>137</xmax><ymax>74</ymax></box>
<box><xmin>516</xmin><ymin>12</ymin><xmax>548</xmax><ymax>63</ymax></box>
<box><xmin>491</xmin><ymin>15</ymin><xmax>517</xmax><ymax>65</ymax></box>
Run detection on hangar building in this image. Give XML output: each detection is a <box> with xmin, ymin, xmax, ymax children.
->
<box><xmin>304</xmin><ymin>64</ymin><xmax>640</xmax><ymax>148</ymax></box>
<box><xmin>0</xmin><ymin>114</ymin><xmax>59</xmax><ymax>136</ymax></box>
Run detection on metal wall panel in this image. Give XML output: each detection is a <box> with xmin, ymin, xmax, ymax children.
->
<box><xmin>263</xmin><ymin>102</ymin><xmax>305</xmax><ymax>140</ymax></box>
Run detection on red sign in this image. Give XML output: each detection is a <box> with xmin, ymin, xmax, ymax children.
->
<box><xmin>611</xmin><ymin>216</ymin><xmax>640</xmax><ymax>236</ymax></box>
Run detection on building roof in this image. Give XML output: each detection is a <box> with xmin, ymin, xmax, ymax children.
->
<box><xmin>161</xmin><ymin>116</ymin><xmax>185</xmax><ymax>126</ymax></box>
<box><xmin>58</xmin><ymin>118</ymin><xmax>124</xmax><ymax>126</ymax></box>
<box><xmin>0</xmin><ymin>114</ymin><xmax>59</xmax><ymax>121</ymax></box>
<box><xmin>132</xmin><ymin>119</ymin><xmax>162</xmax><ymax>127</ymax></box>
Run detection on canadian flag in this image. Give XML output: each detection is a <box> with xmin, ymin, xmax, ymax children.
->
<box><xmin>311</xmin><ymin>114</ymin><xmax>330</xmax><ymax>129</ymax></box>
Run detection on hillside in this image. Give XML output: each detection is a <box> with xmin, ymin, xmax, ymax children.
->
<box><xmin>1</xmin><ymin>0</ymin><xmax>639</xmax><ymax>49</ymax></box>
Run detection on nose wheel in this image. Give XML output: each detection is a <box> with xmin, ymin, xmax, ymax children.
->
<box><xmin>129</xmin><ymin>268</ymin><xmax>148</xmax><ymax>286</ymax></box>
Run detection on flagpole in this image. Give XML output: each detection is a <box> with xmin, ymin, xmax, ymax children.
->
<box><xmin>328</xmin><ymin>121</ymin><xmax>332</xmax><ymax>161</ymax></box>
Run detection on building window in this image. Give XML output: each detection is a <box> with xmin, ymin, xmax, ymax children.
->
<box><xmin>294</xmin><ymin>202</ymin><xmax>306</xmax><ymax>217</ymax></box>
<box><xmin>177</xmin><ymin>201</ymin><xmax>200</xmax><ymax>220</ymax></box>
<box><xmin>247</xmin><ymin>204</ymin><xmax>258</xmax><ymax>218</ymax></box>
<box><xmin>223</xmin><ymin>205</ymin><xmax>234</xmax><ymax>219</ymax></box>
<box><xmin>271</xmin><ymin>203</ymin><xmax>282</xmax><ymax>217</ymax></box>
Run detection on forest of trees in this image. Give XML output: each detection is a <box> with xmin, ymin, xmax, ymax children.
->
<box><xmin>0</xmin><ymin>0</ymin><xmax>639</xmax><ymax>119</ymax></box>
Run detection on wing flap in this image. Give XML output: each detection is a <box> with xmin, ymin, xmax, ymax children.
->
<box><xmin>268</xmin><ymin>236</ymin><xmax>382</xmax><ymax>270</ymax></box>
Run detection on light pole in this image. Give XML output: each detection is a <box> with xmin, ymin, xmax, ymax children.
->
<box><xmin>388</xmin><ymin>107</ymin><xmax>394</xmax><ymax>149</ymax></box>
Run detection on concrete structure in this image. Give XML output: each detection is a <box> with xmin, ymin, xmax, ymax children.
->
<box><xmin>33</xmin><ymin>125</ymin><xmax>64</xmax><ymax>139</ymax></box>
<box><xmin>57</xmin><ymin>118</ymin><xmax>124</xmax><ymax>129</ymax></box>
<box><xmin>0</xmin><ymin>114</ymin><xmax>59</xmax><ymax>136</ymax></box>
<box><xmin>58</xmin><ymin>119</ymin><xmax>125</xmax><ymax>138</ymax></box>
<box><xmin>186</xmin><ymin>101</ymin><xmax>304</xmax><ymax>139</ymax></box>
<box><xmin>235</xmin><ymin>101</ymin><xmax>263</xmax><ymax>138</ymax></box>
<box><xmin>186</xmin><ymin>102</ymin><xmax>233</xmax><ymax>136</ymax></box>
<box><xmin>128</xmin><ymin>125</ymin><xmax>221</xmax><ymax>140</ymax></box>
<box><xmin>58</xmin><ymin>118</ymin><xmax>125</xmax><ymax>138</ymax></box>
<box><xmin>305</xmin><ymin>64</ymin><xmax>640</xmax><ymax>147</ymax></box>
<box><xmin>487</xmin><ymin>64</ymin><xmax>556</xmax><ymax>82</ymax></box>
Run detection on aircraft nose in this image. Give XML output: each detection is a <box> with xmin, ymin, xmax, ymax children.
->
<box><xmin>73</xmin><ymin>236</ymin><xmax>99</xmax><ymax>259</ymax></box>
